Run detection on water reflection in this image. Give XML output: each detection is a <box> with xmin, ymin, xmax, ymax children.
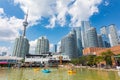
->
<box><xmin>0</xmin><ymin>68</ymin><xmax>120</xmax><ymax>80</ymax></box>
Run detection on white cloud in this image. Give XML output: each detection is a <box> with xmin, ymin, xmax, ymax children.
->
<box><xmin>14</xmin><ymin>0</ymin><xmax>56</xmax><ymax>27</ymax></box>
<box><xmin>68</xmin><ymin>0</ymin><xmax>101</xmax><ymax>27</ymax></box>
<box><xmin>0</xmin><ymin>8</ymin><xmax>4</xmax><ymax>14</ymax></box>
<box><xmin>56</xmin><ymin>0</ymin><xmax>70</xmax><ymax>26</ymax></box>
<box><xmin>104</xmin><ymin>1</ymin><xmax>109</xmax><ymax>6</ymax></box>
<box><xmin>29</xmin><ymin>39</ymin><xmax>37</xmax><ymax>54</ymax></box>
<box><xmin>0</xmin><ymin>46</ymin><xmax>8</xmax><ymax>53</ymax></box>
<box><xmin>0</xmin><ymin>0</ymin><xmax>102</xmax><ymax>41</ymax></box>
<box><xmin>45</xmin><ymin>15</ymin><xmax>56</xmax><ymax>28</ymax></box>
<box><xmin>0</xmin><ymin>8</ymin><xmax>23</xmax><ymax>41</ymax></box>
<box><xmin>14</xmin><ymin>0</ymin><xmax>102</xmax><ymax>28</ymax></box>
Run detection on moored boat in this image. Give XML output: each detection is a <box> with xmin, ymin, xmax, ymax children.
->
<box><xmin>33</xmin><ymin>68</ymin><xmax>40</xmax><ymax>71</ymax></box>
<box><xmin>42</xmin><ymin>69</ymin><xmax>51</xmax><ymax>73</ymax></box>
<box><xmin>68</xmin><ymin>70</ymin><xmax>76</xmax><ymax>74</ymax></box>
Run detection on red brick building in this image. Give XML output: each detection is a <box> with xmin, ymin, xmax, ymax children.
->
<box><xmin>83</xmin><ymin>45</ymin><xmax>120</xmax><ymax>56</ymax></box>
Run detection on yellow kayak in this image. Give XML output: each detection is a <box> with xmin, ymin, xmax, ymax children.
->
<box><xmin>68</xmin><ymin>70</ymin><xmax>76</xmax><ymax>74</ymax></box>
<box><xmin>33</xmin><ymin>68</ymin><xmax>40</xmax><ymax>71</ymax></box>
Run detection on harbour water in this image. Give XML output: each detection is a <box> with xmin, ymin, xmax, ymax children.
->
<box><xmin>0</xmin><ymin>68</ymin><xmax>120</xmax><ymax>80</ymax></box>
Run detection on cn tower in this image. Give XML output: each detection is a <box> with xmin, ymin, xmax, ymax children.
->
<box><xmin>13</xmin><ymin>10</ymin><xmax>30</xmax><ymax>58</ymax></box>
<box><xmin>23</xmin><ymin>11</ymin><xmax>28</xmax><ymax>37</ymax></box>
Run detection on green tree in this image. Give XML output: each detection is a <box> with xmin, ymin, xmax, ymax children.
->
<box><xmin>79</xmin><ymin>56</ymin><xmax>87</xmax><ymax>66</ymax></box>
<box><xmin>95</xmin><ymin>56</ymin><xmax>104</xmax><ymax>67</ymax></box>
<box><xmin>79</xmin><ymin>55</ymin><xmax>98</xmax><ymax>66</ymax></box>
<box><xmin>86</xmin><ymin>55</ymin><xmax>96</xmax><ymax>66</ymax></box>
<box><xmin>101</xmin><ymin>50</ymin><xmax>114</xmax><ymax>67</ymax></box>
<box><xmin>70</xmin><ymin>58</ymin><xmax>80</xmax><ymax>65</ymax></box>
<box><xmin>95</xmin><ymin>56</ymin><xmax>104</xmax><ymax>64</ymax></box>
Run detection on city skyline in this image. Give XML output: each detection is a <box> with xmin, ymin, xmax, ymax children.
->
<box><xmin>0</xmin><ymin>0</ymin><xmax>120</xmax><ymax>55</ymax></box>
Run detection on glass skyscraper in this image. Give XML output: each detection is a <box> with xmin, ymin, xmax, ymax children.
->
<box><xmin>61</xmin><ymin>30</ymin><xmax>77</xmax><ymax>59</ymax></box>
<box><xmin>35</xmin><ymin>36</ymin><xmax>49</xmax><ymax>54</ymax></box>
<box><xmin>53</xmin><ymin>44</ymin><xmax>57</xmax><ymax>53</ymax></box>
<box><xmin>97</xmin><ymin>34</ymin><xmax>104</xmax><ymax>47</ymax></box>
<box><xmin>74</xmin><ymin>27</ymin><xmax>83</xmax><ymax>56</ymax></box>
<box><xmin>87</xmin><ymin>27</ymin><xmax>99</xmax><ymax>47</ymax></box>
<box><xmin>100</xmin><ymin>26</ymin><xmax>108</xmax><ymax>36</ymax></box>
<box><xmin>119</xmin><ymin>36</ymin><xmax>120</xmax><ymax>44</ymax></box>
<box><xmin>81</xmin><ymin>21</ymin><xmax>91</xmax><ymax>48</ymax></box>
<box><xmin>13</xmin><ymin>36</ymin><xmax>29</xmax><ymax>58</ymax></box>
<box><xmin>100</xmin><ymin>26</ymin><xmax>110</xmax><ymax>48</ymax></box>
<box><xmin>109</xmin><ymin>24</ymin><xmax>119</xmax><ymax>47</ymax></box>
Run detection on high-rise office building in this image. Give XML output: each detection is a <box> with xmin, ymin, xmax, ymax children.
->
<box><xmin>100</xmin><ymin>26</ymin><xmax>110</xmax><ymax>48</ymax></box>
<box><xmin>119</xmin><ymin>36</ymin><xmax>120</xmax><ymax>44</ymax></box>
<box><xmin>109</xmin><ymin>24</ymin><xmax>119</xmax><ymax>47</ymax></box>
<box><xmin>81</xmin><ymin>21</ymin><xmax>91</xmax><ymax>48</ymax></box>
<box><xmin>87</xmin><ymin>27</ymin><xmax>99</xmax><ymax>47</ymax></box>
<box><xmin>100</xmin><ymin>26</ymin><xmax>108</xmax><ymax>36</ymax></box>
<box><xmin>12</xmin><ymin>12</ymin><xmax>29</xmax><ymax>58</ymax></box>
<box><xmin>53</xmin><ymin>44</ymin><xmax>57</xmax><ymax>53</ymax></box>
<box><xmin>74</xmin><ymin>27</ymin><xmax>83</xmax><ymax>56</ymax></box>
<box><xmin>102</xmin><ymin>34</ymin><xmax>110</xmax><ymax>47</ymax></box>
<box><xmin>71</xmin><ymin>29</ymin><xmax>78</xmax><ymax>57</ymax></box>
<box><xmin>61</xmin><ymin>39</ymin><xmax>65</xmax><ymax>54</ymax></box>
<box><xmin>97</xmin><ymin>34</ymin><xmax>104</xmax><ymax>47</ymax></box>
<box><xmin>13</xmin><ymin>36</ymin><xmax>29</xmax><ymax>58</ymax></box>
<box><xmin>61</xmin><ymin>31</ymin><xmax>77</xmax><ymax>59</ymax></box>
<box><xmin>35</xmin><ymin>36</ymin><xmax>49</xmax><ymax>54</ymax></box>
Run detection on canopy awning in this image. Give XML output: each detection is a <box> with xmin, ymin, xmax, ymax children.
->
<box><xmin>0</xmin><ymin>62</ymin><xmax>8</xmax><ymax>64</ymax></box>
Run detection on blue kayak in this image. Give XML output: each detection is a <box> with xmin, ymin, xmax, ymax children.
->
<box><xmin>42</xmin><ymin>69</ymin><xmax>51</xmax><ymax>73</ymax></box>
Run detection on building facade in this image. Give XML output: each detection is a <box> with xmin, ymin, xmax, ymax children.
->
<box><xmin>102</xmin><ymin>34</ymin><xmax>111</xmax><ymax>48</ymax></box>
<box><xmin>100</xmin><ymin>26</ymin><xmax>110</xmax><ymax>48</ymax></box>
<box><xmin>35</xmin><ymin>36</ymin><xmax>49</xmax><ymax>54</ymax></box>
<box><xmin>81</xmin><ymin>21</ymin><xmax>91</xmax><ymax>48</ymax></box>
<box><xmin>13</xmin><ymin>36</ymin><xmax>29</xmax><ymax>58</ymax></box>
<box><xmin>83</xmin><ymin>45</ymin><xmax>120</xmax><ymax>56</ymax></box>
<box><xmin>61</xmin><ymin>31</ymin><xmax>77</xmax><ymax>59</ymax></box>
<box><xmin>87</xmin><ymin>27</ymin><xmax>99</xmax><ymax>47</ymax></box>
<box><xmin>74</xmin><ymin>27</ymin><xmax>83</xmax><ymax>56</ymax></box>
<box><xmin>100</xmin><ymin>26</ymin><xmax>108</xmax><ymax>36</ymax></box>
<box><xmin>53</xmin><ymin>44</ymin><xmax>57</xmax><ymax>53</ymax></box>
<box><xmin>97</xmin><ymin>34</ymin><xmax>104</xmax><ymax>47</ymax></box>
<box><xmin>109</xmin><ymin>24</ymin><xmax>119</xmax><ymax>47</ymax></box>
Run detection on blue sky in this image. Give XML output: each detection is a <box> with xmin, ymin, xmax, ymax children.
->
<box><xmin>0</xmin><ymin>0</ymin><xmax>120</xmax><ymax>54</ymax></box>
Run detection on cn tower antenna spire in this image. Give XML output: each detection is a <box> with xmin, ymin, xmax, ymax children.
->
<box><xmin>23</xmin><ymin>9</ymin><xmax>29</xmax><ymax>37</ymax></box>
<box><xmin>25</xmin><ymin>9</ymin><xmax>28</xmax><ymax>22</ymax></box>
